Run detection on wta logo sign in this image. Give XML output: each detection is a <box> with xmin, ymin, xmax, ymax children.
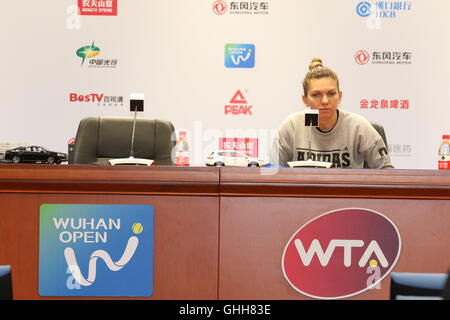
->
<box><xmin>282</xmin><ymin>208</ymin><xmax>401</xmax><ymax>299</ymax></box>
<box><xmin>39</xmin><ymin>204</ymin><xmax>153</xmax><ymax>297</ymax></box>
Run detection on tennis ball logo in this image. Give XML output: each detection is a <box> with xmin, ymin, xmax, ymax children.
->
<box><xmin>132</xmin><ymin>223</ymin><xmax>144</xmax><ymax>234</ymax></box>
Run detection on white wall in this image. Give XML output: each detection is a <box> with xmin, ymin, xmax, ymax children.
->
<box><xmin>1</xmin><ymin>0</ymin><xmax>447</xmax><ymax>168</ymax></box>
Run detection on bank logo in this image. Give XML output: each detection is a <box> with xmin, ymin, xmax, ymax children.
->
<box><xmin>356</xmin><ymin>1</ymin><xmax>412</xmax><ymax>19</ymax></box>
<box><xmin>282</xmin><ymin>208</ymin><xmax>401</xmax><ymax>299</ymax></box>
<box><xmin>225</xmin><ymin>44</ymin><xmax>255</xmax><ymax>68</ymax></box>
<box><xmin>39</xmin><ymin>204</ymin><xmax>154</xmax><ymax>297</ymax></box>
<box><xmin>356</xmin><ymin>2</ymin><xmax>372</xmax><ymax>17</ymax></box>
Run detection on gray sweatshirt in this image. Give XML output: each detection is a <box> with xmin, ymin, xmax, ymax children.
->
<box><xmin>270</xmin><ymin>109</ymin><xmax>394</xmax><ymax>168</ymax></box>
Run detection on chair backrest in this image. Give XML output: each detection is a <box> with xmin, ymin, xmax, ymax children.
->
<box><xmin>443</xmin><ymin>269</ymin><xmax>450</xmax><ymax>300</ymax></box>
<box><xmin>390</xmin><ymin>272</ymin><xmax>448</xmax><ymax>300</ymax></box>
<box><xmin>363</xmin><ymin>122</ymin><xmax>388</xmax><ymax>168</ymax></box>
<box><xmin>74</xmin><ymin>117</ymin><xmax>176</xmax><ymax>165</ymax></box>
<box><xmin>0</xmin><ymin>265</ymin><xmax>13</xmax><ymax>300</ymax></box>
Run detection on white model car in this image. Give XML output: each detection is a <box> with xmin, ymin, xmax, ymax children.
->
<box><xmin>205</xmin><ymin>150</ymin><xmax>265</xmax><ymax>167</ymax></box>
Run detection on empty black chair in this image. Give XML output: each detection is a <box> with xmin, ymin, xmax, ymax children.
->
<box><xmin>0</xmin><ymin>265</ymin><xmax>13</xmax><ymax>300</ymax></box>
<box><xmin>390</xmin><ymin>272</ymin><xmax>448</xmax><ymax>300</ymax></box>
<box><xmin>73</xmin><ymin>117</ymin><xmax>176</xmax><ymax>165</ymax></box>
<box><xmin>443</xmin><ymin>269</ymin><xmax>450</xmax><ymax>300</ymax></box>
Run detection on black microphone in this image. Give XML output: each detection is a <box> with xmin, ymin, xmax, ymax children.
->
<box><xmin>286</xmin><ymin>108</ymin><xmax>332</xmax><ymax>168</ymax></box>
<box><xmin>108</xmin><ymin>93</ymin><xmax>154</xmax><ymax>166</ymax></box>
<box><xmin>304</xmin><ymin>109</ymin><xmax>319</xmax><ymax>160</ymax></box>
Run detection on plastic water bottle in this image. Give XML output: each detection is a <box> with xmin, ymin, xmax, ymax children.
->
<box><xmin>438</xmin><ymin>135</ymin><xmax>450</xmax><ymax>170</ymax></box>
<box><xmin>175</xmin><ymin>130</ymin><xmax>190</xmax><ymax>166</ymax></box>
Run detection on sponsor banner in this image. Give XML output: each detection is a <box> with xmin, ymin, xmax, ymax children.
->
<box><xmin>388</xmin><ymin>143</ymin><xmax>412</xmax><ymax>158</ymax></box>
<box><xmin>282</xmin><ymin>208</ymin><xmax>401</xmax><ymax>299</ymax></box>
<box><xmin>224</xmin><ymin>90</ymin><xmax>253</xmax><ymax>115</ymax></box>
<box><xmin>39</xmin><ymin>204</ymin><xmax>154</xmax><ymax>297</ymax></box>
<box><xmin>356</xmin><ymin>1</ymin><xmax>412</xmax><ymax>19</ymax></box>
<box><xmin>69</xmin><ymin>93</ymin><xmax>124</xmax><ymax>107</ymax></box>
<box><xmin>219</xmin><ymin>137</ymin><xmax>258</xmax><ymax>157</ymax></box>
<box><xmin>359</xmin><ymin>99</ymin><xmax>410</xmax><ymax>110</ymax></box>
<box><xmin>213</xmin><ymin>0</ymin><xmax>269</xmax><ymax>15</ymax></box>
<box><xmin>355</xmin><ymin>50</ymin><xmax>412</xmax><ymax>65</ymax></box>
<box><xmin>78</xmin><ymin>0</ymin><xmax>118</xmax><ymax>16</ymax></box>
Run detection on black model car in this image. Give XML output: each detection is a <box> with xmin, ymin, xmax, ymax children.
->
<box><xmin>4</xmin><ymin>146</ymin><xmax>68</xmax><ymax>164</ymax></box>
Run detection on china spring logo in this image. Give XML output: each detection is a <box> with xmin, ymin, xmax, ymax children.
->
<box><xmin>282</xmin><ymin>208</ymin><xmax>401</xmax><ymax>299</ymax></box>
<box><xmin>66</xmin><ymin>223</ymin><xmax>144</xmax><ymax>287</ymax></box>
<box><xmin>76</xmin><ymin>41</ymin><xmax>100</xmax><ymax>66</ymax></box>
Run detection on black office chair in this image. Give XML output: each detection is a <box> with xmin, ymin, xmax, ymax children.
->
<box><xmin>363</xmin><ymin>122</ymin><xmax>388</xmax><ymax>168</ymax></box>
<box><xmin>0</xmin><ymin>265</ymin><xmax>13</xmax><ymax>300</ymax></box>
<box><xmin>442</xmin><ymin>269</ymin><xmax>450</xmax><ymax>300</ymax></box>
<box><xmin>390</xmin><ymin>272</ymin><xmax>448</xmax><ymax>300</ymax></box>
<box><xmin>73</xmin><ymin>117</ymin><xmax>176</xmax><ymax>165</ymax></box>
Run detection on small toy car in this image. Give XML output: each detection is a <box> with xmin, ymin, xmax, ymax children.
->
<box><xmin>4</xmin><ymin>146</ymin><xmax>68</xmax><ymax>164</ymax></box>
<box><xmin>205</xmin><ymin>150</ymin><xmax>265</xmax><ymax>167</ymax></box>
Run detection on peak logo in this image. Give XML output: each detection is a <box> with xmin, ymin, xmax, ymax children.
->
<box><xmin>39</xmin><ymin>204</ymin><xmax>154</xmax><ymax>297</ymax></box>
<box><xmin>282</xmin><ymin>208</ymin><xmax>401</xmax><ymax>299</ymax></box>
<box><xmin>225</xmin><ymin>90</ymin><xmax>253</xmax><ymax>115</ymax></box>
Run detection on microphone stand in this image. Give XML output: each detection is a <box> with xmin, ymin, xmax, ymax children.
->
<box><xmin>108</xmin><ymin>99</ymin><xmax>154</xmax><ymax>166</ymax></box>
<box><xmin>286</xmin><ymin>109</ymin><xmax>333</xmax><ymax>168</ymax></box>
<box><xmin>129</xmin><ymin>106</ymin><xmax>138</xmax><ymax>158</ymax></box>
<box><xmin>307</xmin><ymin>124</ymin><xmax>313</xmax><ymax>161</ymax></box>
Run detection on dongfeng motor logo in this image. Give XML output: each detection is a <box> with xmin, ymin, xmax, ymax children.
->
<box><xmin>355</xmin><ymin>50</ymin><xmax>370</xmax><ymax>65</ymax></box>
<box><xmin>282</xmin><ymin>208</ymin><xmax>401</xmax><ymax>299</ymax></box>
<box><xmin>213</xmin><ymin>0</ymin><xmax>227</xmax><ymax>15</ymax></box>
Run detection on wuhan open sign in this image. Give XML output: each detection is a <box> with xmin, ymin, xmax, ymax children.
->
<box><xmin>39</xmin><ymin>204</ymin><xmax>153</xmax><ymax>297</ymax></box>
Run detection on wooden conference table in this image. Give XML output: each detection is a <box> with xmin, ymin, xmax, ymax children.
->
<box><xmin>0</xmin><ymin>164</ymin><xmax>449</xmax><ymax>300</ymax></box>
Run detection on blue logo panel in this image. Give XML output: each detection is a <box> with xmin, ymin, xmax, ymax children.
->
<box><xmin>39</xmin><ymin>204</ymin><xmax>154</xmax><ymax>297</ymax></box>
<box><xmin>225</xmin><ymin>44</ymin><xmax>255</xmax><ymax>68</ymax></box>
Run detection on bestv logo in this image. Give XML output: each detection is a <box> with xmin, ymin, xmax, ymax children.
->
<box><xmin>282</xmin><ymin>208</ymin><xmax>401</xmax><ymax>299</ymax></box>
<box><xmin>225</xmin><ymin>44</ymin><xmax>255</xmax><ymax>68</ymax></box>
<box><xmin>39</xmin><ymin>204</ymin><xmax>154</xmax><ymax>297</ymax></box>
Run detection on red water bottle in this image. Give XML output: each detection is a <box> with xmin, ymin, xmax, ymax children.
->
<box><xmin>438</xmin><ymin>135</ymin><xmax>450</xmax><ymax>170</ymax></box>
